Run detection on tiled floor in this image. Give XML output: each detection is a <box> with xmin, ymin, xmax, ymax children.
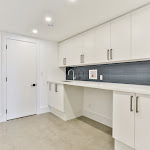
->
<box><xmin>0</xmin><ymin>113</ymin><xmax>114</xmax><ymax>150</ymax></box>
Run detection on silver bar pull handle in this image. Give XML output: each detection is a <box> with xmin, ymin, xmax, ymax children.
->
<box><xmin>130</xmin><ymin>96</ymin><xmax>134</xmax><ymax>112</ymax></box>
<box><xmin>80</xmin><ymin>55</ymin><xmax>83</xmax><ymax>63</ymax></box>
<box><xmin>107</xmin><ymin>49</ymin><xmax>110</xmax><ymax>60</ymax></box>
<box><xmin>49</xmin><ymin>83</ymin><xmax>51</xmax><ymax>91</ymax></box>
<box><xmin>63</xmin><ymin>58</ymin><xmax>66</xmax><ymax>65</ymax></box>
<box><xmin>136</xmin><ymin>96</ymin><xmax>139</xmax><ymax>113</ymax></box>
<box><xmin>82</xmin><ymin>54</ymin><xmax>84</xmax><ymax>63</ymax></box>
<box><xmin>55</xmin><ymin>84</ymin><xmax>58</xmax><ymax>92</ymax></box>
<box><xmin>110</xmin><ymin>49</ymin><xmax>113</xmax><ymax>60</ymax></box>
<box><xmin>65</xmin><ymin>58</ymin><xmax>67</xmax><ymax>65</ymax></box>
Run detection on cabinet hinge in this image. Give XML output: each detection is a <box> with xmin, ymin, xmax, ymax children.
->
<box><xmin>6</xmin><ymin>77</ymin><xmax>7</xmax><ymax>82</ymax></box>
<box><xmin>6</xmin><ymin>45</ymin><xmax>7</xmax><ymax>49</ymax></box>
<box><xmin>6</xmin><ymin>109</ymin><xmax>7</xmax><ymax>114</ymax></box>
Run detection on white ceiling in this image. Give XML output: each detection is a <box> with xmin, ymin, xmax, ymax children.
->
<box><xmin>0</xmin><ymin>0</ymin><xmax>150</xmax><ymax>42</ymax></box>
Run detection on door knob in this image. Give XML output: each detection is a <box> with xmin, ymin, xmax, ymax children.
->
<box><xmin>31</xmin><ymin>84</ymin><xmax>37</xmax><ymax>87</ymax></box>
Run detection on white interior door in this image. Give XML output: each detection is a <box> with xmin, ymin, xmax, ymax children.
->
<box><xmin>7</xmin><ymin>39</ymin><xmax>37</xmax><ymax>120</ymax></box>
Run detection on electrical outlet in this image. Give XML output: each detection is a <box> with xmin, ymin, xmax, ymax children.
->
<box><xmin>100</xmin><ymin>75</ymin><xmax>103</xmax><ymax>81</ymax></box>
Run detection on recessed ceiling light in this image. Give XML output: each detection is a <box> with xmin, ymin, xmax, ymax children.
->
<box><xmin>45</xmin><ymin>17</ymin><xmax>52</xmax><ymax>22</ymax></box>
<box><xmin>32</xmin><ymin>29</ymin><xmax>38</xmax><ymax>34</ymax></box>
<box><xmin>69</xmin><ymin>0</ymin><xmax>76</xmax><ymax>2</ymax></box>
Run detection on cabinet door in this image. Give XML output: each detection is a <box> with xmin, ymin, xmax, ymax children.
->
<box><xmin>74</xmin><ymin>34</ymin><xmax>84</xmax><ymax>65</ymax></box>
<box><xmin>59</xmin><ymin>42</ymin><xmax>66</xmax><ymax>67</ymax></box>
<box><xmin>132</xmin><ymin>5</ymin><xmax>150</xmax><ymax>60</ymax></box>
<box><xmin>135</xmin><ymin>94</ymin><xmax>150</xmax><ymax>150</ymax></box>
<box><xmin>111</xmin><ymin>14</ymin><xmax>131</xmax><ymax>62</ymax></box>
<box><xmin>83</xmin><ymin>30</ymin><xmax>95</xmax><ymax>64</ymax></box>
<box><xmin>95</xmin><ymin>22</ymin><xmax>110</xmax><ymax>63</ymax></box>
<box><xmin>55</xmin><ymin>84</ymin><xmax>64</xmax><ymax>112</ymax></box>
<box><xmin>48</xmin><ymin>83</ymin><xmax>55</xmax><ymax>108</ymax></box>
<box><xmin>64</xmin><ymin>38</ymin><xmax>74</xmax><ymax>66</ymax></box>
<box><xmin>59</xmin><ymin>39</ymin><xmax>74</xmax><ymax>67</ymax></box>
<box><xmin>113</xmin><ymin>91</ymin><xmax>135</xmax><ymax>148</ymax></box>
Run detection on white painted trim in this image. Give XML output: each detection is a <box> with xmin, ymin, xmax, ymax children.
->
<box><xmin>115</xmin><ymin>140</ymin><xmax>135</xmax><ymax>150</ymax></box>
<box><xmin>38</xmin><ymin>106</ymin><xmax>50</xmax><ymax>114</ymax></box>
<box><xmin>83</xmin><ymin>109</ymin><xmax>112</xmax><ymax>128</ymax></box>
<box><xmin>50</xmin><ymin>106</ymin><xmax>66</xmax><ymax>121</ymax></box>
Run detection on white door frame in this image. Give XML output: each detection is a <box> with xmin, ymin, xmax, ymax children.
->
<box><xmin>1</xmin><ymin>33</ymin><xmax>40</xmax><ymax>122</ymax></box>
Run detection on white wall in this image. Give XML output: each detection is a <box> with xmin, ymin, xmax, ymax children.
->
<box><xmin>0</xmin><ymin>33</ymin><xmax>65</xmax><ymax>122</ymax></box>
<box><xmin>83</xmin><ymin>88</ymin><xmax>113</xmax><ymax>127</ymax></box>
<box><xmin>0</xmin><ymin>34</ymin><xmax>2</xmax><ymax>121</ymax></box>
<box><xmin>38</xmin><ymin>40</ymin><xmax>65</xmax><ymax>114</ymax></box>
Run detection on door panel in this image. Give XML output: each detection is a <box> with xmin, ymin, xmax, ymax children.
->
<box><xmin>132</xmin><ymin>5</ymin><xmax>150</xmax><ymax>59</ymax></box>
<box><xmin>113</xmin><ymin>91</ymin><xmax>135</xmax><ymax>148</ymax></box>
<box><xmin>59</xmin><ymin>42</ymin><xmax>65</xmax><ymax>67</ymax></box>
<box><xmin>65</xmin><ymin>38</ymin><xmax>74</xmax><ymax>66</ymax></box>
<box><xmin>7</xmin><ymin>39</ymin><xmax>37</xmax><ymax>120</ymax></box>
<box><xmin>135</xmin><ymin>94</ymin><xmax>150</xmax><ymax>150</ymax></box>
<box><xmin>55</xmin><ymin>84</ymin><xmax>64</xmax><ymax>112</ymax></box>
<box><xmin>95</xmin><ymin>22</ymin><xmax>110</xmax><ymax>63</ymax></box>
<box><xmin>111</xmin><ymin>14</ymin><xmax>131</xmax><ymax>62</ymax></box>
<box><xmin>48</xmin><ymin>83</ymin><xmax>55</xmax><ymax>108</ymax></box>
<box><xmin>74</xmin><ymin>34</ymin><xmax>84</xmax><ymax>65</ymax></box>
<box><xmin>83</xmin><ymin>30</ymin><xmax>95</xmax><ymax>64</ymax></box>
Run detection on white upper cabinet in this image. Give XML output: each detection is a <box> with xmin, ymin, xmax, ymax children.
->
<box><xmin>132</xmin><ymin>5</ymin><xmax>150</xmax><ymax>60</ymax></box>
<box><xmin>59</xmin><ymin>41</ymin><xmax>66</xmax><ymax>67</ymax></box>
<box><xmin>111</xmin><ymin>14</ymin><xmax>131</xmax><ymax>62</ymax></box>
<box><xmin>59</xmin><ymin>4</ymin><xmax>150</xmax><ymax>67</ymax></box>
<box><xmin>83</xmin><ymin>29</ymin><xmax>95</xmax><ymax>64</ymax></box>
<box><xmin>59</xmin><ymin>38</ymin><xmax>74</xmax><ymax>67</ymax></box>
<box><xmin>65</xmin><ymin>38</ymin><xmax>74</xmax><ymax>66</ymax></box>
<box><xmin>74</xmin><ymin>34</ymin><xmax>84</xmax><ymax>65</ymax></box>
<box><xmin>95</xmin><ymin>22</ymin><xmax>111</xmax><ymax>63</ymax></box>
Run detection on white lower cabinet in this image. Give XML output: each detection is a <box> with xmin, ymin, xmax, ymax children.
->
<box><xmin>113</xmin><ymin>91</ymin><xmax>135</xmax><ymax>148</ymax></box>
<box><xmin>113</xmin><ymin>91</ymin><xmax>150</xmax><ymax>150</ymax></box>
<box><xmin>48</xmin><ymin>82</ymin><xmax>84</xmax><ymax>121</ymax></box>
<box><xmin>48</xmin><ymin>83</ymin><xmax>64</xmax><ymax>112</ymax></box>
<box><xmin>135</xmin><ymin>94</ymin><xmax>150</xmax><ymax>150</ymax></box>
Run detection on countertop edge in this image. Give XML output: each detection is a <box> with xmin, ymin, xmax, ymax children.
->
<box><xmin>47</xmin><ymin>80</ymin><xmax>150</xmax><ymax>95</ymax></box>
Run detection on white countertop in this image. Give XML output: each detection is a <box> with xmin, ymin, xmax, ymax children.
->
<box><xmin>47</xmin><ymin>80</ymin><xmax>150</xmax><ymax>95</ymax></box>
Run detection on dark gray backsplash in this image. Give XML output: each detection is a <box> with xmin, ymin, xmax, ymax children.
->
<box><xmin>66</xmin><ymin>61</ymin><xmax>150</xmax><ymax>85</ymax></box>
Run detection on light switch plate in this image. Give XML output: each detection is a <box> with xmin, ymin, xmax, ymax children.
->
<box><xmin>89</xmin><ymin>69</ymin><xmax>97</xmax><ymax>80</ymax></box>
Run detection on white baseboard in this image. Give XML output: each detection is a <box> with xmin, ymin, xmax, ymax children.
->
<box><xmin>50</xmin><ymin>106</ymin><xmax>66</xmax><ymax>121</ymax></box>
<box><xmin>0</xmin><ymin>115</ymin><xmax>6</xmax><ymax>123</ymax></box>
<box><xmin>115</xmin><ymin>140</ymin><xmax>135</xmax><ymax>150</ymax></box>
<box><xmin>0</xmin><ymin>106</ymin><xmax>50</xmax><ymax>123</ymax></box>
<box><xmin>38</xmin><ymin>106</ymin><xmax>50</xmax><ymax>114</ymax></box>
<box><xmin>83</xmin><ymin>110</ymin><xmax>112</xmax><ymax>128</ymax></box>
